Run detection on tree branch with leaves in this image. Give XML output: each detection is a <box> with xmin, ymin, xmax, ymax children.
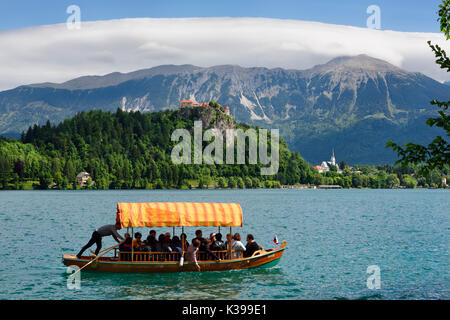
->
<box><xmin>387</xmin><ymin>0</ymin><xmax>450</xmax><ymax>175</ymax></box>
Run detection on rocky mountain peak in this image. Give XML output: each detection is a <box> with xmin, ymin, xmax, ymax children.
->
<box><xmin>309</xmin><ymin>54</ymin><xmax>404</xmax><ymax>76</ymax></box>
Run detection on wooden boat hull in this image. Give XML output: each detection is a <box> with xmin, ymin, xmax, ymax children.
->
<box><xmin>62</xmin><ymin>242</ymin><xmax>286</xmax><ymax>273</ymax></box>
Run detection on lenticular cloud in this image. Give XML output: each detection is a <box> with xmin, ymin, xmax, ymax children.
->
<box><xmin>0</xmin><ymin>17</ymin><xmax>448</xmax><ymax>91</ymax></box>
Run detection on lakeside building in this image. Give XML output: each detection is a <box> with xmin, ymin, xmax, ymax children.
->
<box><xmin>318</xmin><ymin>185</ymin><xmax>343</xmax><ymax>189</ymax></box>
<box><xmin>314</xmin><ymin>149</ymin><xmax>342</xmax><ymax>173</ymax></box>
<box><xmin>76</xmin><ymin>172</ymin><xmax>91</xmax><ymax>187</ymax></box>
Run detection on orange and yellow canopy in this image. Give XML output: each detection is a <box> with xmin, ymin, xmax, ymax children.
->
<box><xmin>116</xmin><ymin>202</ymin><xmax>243</xmax><ymax>228</ymax></box>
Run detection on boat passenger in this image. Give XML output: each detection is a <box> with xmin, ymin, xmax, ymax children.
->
<box><xmin>162</xmin><ymin>233</ymin><xmax>173</xmax><ymax>252</ymax></box>
<box><xmin>119</xmin><ymin>233</ymin><xmax>132</xmax><ymax>251</ymax></box>
<box><xmin>210</xmin><ymin>233</ymin><xmax>226</xmax><ymax>258</ymax></box>
<box><xmin>199</xmin><ymin>238</ymin><xmax>220</xmax><ymax>261</ymax></box>
<box><xmin>180</xmin><ymin>233</ymin><xmax>189</xmax><ymax>251</ymax></box>
<box><xmin>154</xmin><ymin>234</ymin><xmax>166</xmax><ymax>261</ymax></box>
<box><xmin>146</xmin><ymin>230</ymin><xmax>157</xmax><ymax>251</ymax></box>
<box><xmin>192</xmin><ymin>230</ymin><xmax>205</xmax><ymax>244</ymax></box>
<box><xmin>171</xmin><ymin>236</ymin><xmax>183</xmax><ymax>253</ymax></box>
<box><xmin>132</xmin><ymin>232</ymin><xmax>143</xmax><ymax>251</ymax></box>
<box><xmin>118</xmin><ymin>233</ymin><xmax>132</xmax><ymax>261</ymax></box>
<box><xmin>170</xmin><ymin>236</ymin><xmax>183</xmax><ymax>261</ymax></box>
<box><xmin>243</xmin><ymin>234</ymin><xmax>261</xmax><ymax>258</ymax></box>
<box><xmin>225</xmin><ymin>233</ymin><xmax>233</xmax><ymax>247</ymax></box>
<box><xmin>76</xmin><ymin>222</ymin><xmax>123</xmax><ymax>259</ymax></box>
<box><xmin>141</xmin><ymin>240</ymin><xmax>149</xmax><ymax>251</ymax></box>
<box><xmin>155</xmin><ymin>234</ymin><xmax>165</xmax><ymax>252</ymax></box>
<box><xmin>232</xmin><ymin>233</ymin><xmax>246</xmax><ymax>259</ymax></box>
<box><xmin>186</xmin><ymin>239</ymin><xmax>201</xmax><ymax>271</ymax></box>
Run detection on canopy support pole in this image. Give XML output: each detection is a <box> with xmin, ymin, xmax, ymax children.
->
<box><xmin>131</xmin><ymin>227</ymin><xmax>134</xmax><ymax>262</ymax></box>
<box><xmin>229</xmin><ymin>226</ymin><xmax>232</xmax><ymax>259</ymax></box>
<box><xmin>181</xmin><ymin>227</ymin><xmax>185</xmax><ymax>251</ymax></box>
<box><xmin>173</xmin><ymin>226</ymin><xmax>175</xmax><ymax>237</ymax></box>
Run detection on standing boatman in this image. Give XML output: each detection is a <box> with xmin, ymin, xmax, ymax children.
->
<box><xmin>76</xmin><ymin>222</ymin><xmax>124</xmax><ymax>258</ymax></box>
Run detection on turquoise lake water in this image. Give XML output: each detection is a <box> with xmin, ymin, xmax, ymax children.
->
<box><xmin>0</xmin><ymin>189</ymin><xmax>448</xmax><ymax>300</ymax></box>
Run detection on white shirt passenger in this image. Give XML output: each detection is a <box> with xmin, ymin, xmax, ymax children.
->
<box><xmin>231</xmin><ymin>240</ymin><xmax>246</xmax><ymax>259</ymax></box>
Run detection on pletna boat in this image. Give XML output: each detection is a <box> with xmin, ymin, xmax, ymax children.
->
<box><xmin>62</xmin><ymin>202</ymin><xmax>287</xmax><ymax>273</ymax></box>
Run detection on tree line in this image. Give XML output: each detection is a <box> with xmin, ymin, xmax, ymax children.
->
<box><xmin>0</xmin><ymin>108</ymin><xmax>316</xmax><ymax>190</ymax></box>
<box><xmin>0</xmin><ymin>108</ymin><xmax>447</xmax><ymax>190</ymax></box>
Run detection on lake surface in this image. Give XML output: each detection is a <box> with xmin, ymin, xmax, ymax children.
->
<box><xmin>0</xmin><ymin>189</ymin><xmax>448</xmax><ymax>300</ymax></box>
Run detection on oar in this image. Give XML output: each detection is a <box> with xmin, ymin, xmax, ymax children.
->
<box><xmin>72</xmin><ymin>243</ymin><xmax>120</xmax><ymax>276</ymax></box>
<box><xmin>91</xmin><ymin>245</ymin><xmax>117</xmax><ymax>256</ymax></box>
<box><xmin>179</xmin><ymin>248</ymin><xmax>184</xmax><ymax>267</ymax></box>
<box><xmin>179</xmin><ymin>240</ymin><xmax>184</xmax><ymax>267</ymax></box>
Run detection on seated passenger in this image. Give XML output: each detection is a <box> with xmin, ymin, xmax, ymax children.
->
<box><xmin>210</xmin><ymin>233</ymin><xmax>226</xmax><ymax>251</ymax></box>
<box><xmin>180</xmin><ymin>233</ymin><xmax>189</xmax><ymax>251</ymax></box>
<box><xmin>162</xmin><ymin>233</ymin><xmax>172</xmax><ymax>252</ymax></box>
<box><xmin>146</xmin><ymin>230</ymin><xmax>157</xmax><ymax>251</ymax></box>
<box><xmin>243</xmin><ymin>234</ymin><xmax>261</xmax><ymax>258</ymax></box>
<box><xmin>192</xmin><ymin>229</ymin><xmax>205</xmax><ymax>244</ymax></box>
<box><xmin>186</xmin><ymin>239</ymin><xmax>201</xmax><ymax>271</ymax></box>
<box><xmin>171</xmin><ymin>236</ymin><xmax>183</xmax><ymax>253</ymax></box>
<box><xmin>170</xmin><ymin>236</ymin><xmax>182</xmax><ymax>261</ymax></box>
<box><xmin>232</xmin><ymin>233</ymin><xmax>246</xmax><ymax>258</ymax></box>
<box><xmin>141</xmin><ymin>240</ymin><xmax>149</xmax><ymax>251</ymax></box>
<box><xmin>225</xmin><ymin>233</ymin><xmax>234</xmax><ymax>259</ymax></box>
<box><xmin>119</xmin><ymin>233</ymin><xmax>132</xmax><ymax>251</ymax></box>
<box><xmin>132</xmin><ymin>232</ymin><xmax>143</xmax><ymax>251</ymax></box>
<box><xmin>200</xmin><ymin>238</ymin><xmax>220</xmax><ymax>261</ymax></box>
<box><xmin>119</xmin><ymin>233</ymin><xmax>132</xmax><ymax>261</ymax></box>
<box><xmin>155</xmin><ymin>234</ymin><xmax>165</xmax><ymax>252</ymax></box>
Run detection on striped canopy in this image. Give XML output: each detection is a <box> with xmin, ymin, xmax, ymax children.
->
<box><xmin>116</xmin><ymin>202</ymin><xmax>243</xmax><ymax>228</ymax></box>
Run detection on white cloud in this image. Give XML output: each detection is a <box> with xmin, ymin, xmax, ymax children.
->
<box><xmin>0</xmin><ymin>17</ymin><xmax>449</xmax><ymax>91</ymax></box>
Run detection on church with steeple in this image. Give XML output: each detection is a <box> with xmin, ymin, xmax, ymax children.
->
<box><xmin>314</xmin><ymin>148</ymin><xmax>341</xmax><ymax>173</ymax></box>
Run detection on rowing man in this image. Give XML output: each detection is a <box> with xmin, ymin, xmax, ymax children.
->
<box><xmin>76</xmin><ymin>222</ymin><xmax>124</xmax><ymax>258</ymax></box>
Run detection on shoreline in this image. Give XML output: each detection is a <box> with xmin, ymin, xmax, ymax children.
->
<box><xmin>1</xmin><ymin>185</ymin><xmax>448</xmax><ymax>191</ymax></box>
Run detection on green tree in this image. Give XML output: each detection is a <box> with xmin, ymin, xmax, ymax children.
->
<box><xmin>251</xmin><ymin>177</ymin><xmax>261</xmax><ymax>188</ymax></box>
<box><xmin>352</xmin><ymin>173</ymin><xmax>362</xmax><ymax>188</ymax></box>
<box><xmin>0</xmin><ymin>156</ymin><xmax>12</xmax><ymax>189</ymax></box>
<box><xmin>198</xmin><ymin>176</ymin><xmax>211</xmax><ymax>189</ymax></box>
<box><xmin>402</xmin><ymin>174</ymin><xmax>418</xmax><ymax>188</ymax></box>
<box><xmin>244</xmin><ymin>176</ymin><xmax>253</xmax><ymax>188</ymax></box>
<box><xmin>264</xmin><ymin>180</ymin><xmax>273</xmax><ymax>188</ymax></box>
<box><xmin>54</xmin><ymin>171</ymin><xmax>64</xmax><ymax>189</ymax></box>
<box><xmin>38</xmin><ymin>172</ymin><xmax>52</xmax><ymax>190</ymax></box>
<box><xmin>217</xmin><ymin>177</ymin><xmax>227</xmax><ymax>188</ymax></box>
<box><xmin>154</xmin><ymin>178</ymin><xmax>164</xmax><ymax>189</ymax></box>
<box><xmin>386</xmin><ymin>174</ymin><xmax>400</xmax><ymax>188</ymax></box>
<box><xmin>387</xmin><ymin>0</ymin><xmax>450</xmax><ymax>174</ymax></box>
<box><xmin>236</xmin><ymin>177</ymin><xmax>245</xmax><ymax>189</ymax></box>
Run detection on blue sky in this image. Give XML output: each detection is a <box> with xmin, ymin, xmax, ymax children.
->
<box><xmin>0</xmin><ymin>0</ymin><xmax>444</xmax><ymax>32</ymax></box>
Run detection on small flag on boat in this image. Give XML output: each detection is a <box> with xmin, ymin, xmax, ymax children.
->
<box><xmin>273</xmin><ymin>235</ymin><xmax>279</xmax><ymax>246</ymax></box>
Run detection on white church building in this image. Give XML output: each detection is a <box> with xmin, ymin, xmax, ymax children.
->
<box><xmin>314</xmin><ymin>149</ymin><xmax>341</xmax><ymax>173</ymax></box>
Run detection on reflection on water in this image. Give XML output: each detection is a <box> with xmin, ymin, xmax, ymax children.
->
<box><xmin>76</xmin><ymin>267</ymin><xmax>286</xmax><ymax>300</ymax></box>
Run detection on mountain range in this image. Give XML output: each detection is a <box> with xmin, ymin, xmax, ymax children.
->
<box><xmin>1</xmin><ymin>54</ymin><xmax>448</xmax><ymax>165</ymax></box>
